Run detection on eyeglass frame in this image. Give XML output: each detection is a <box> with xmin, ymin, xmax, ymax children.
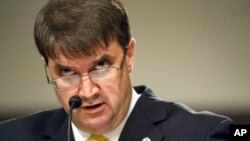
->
<box><xmin>44</xmin><ymin>47</ymin><xmax>128</xmax><ymax>90</ymax></box>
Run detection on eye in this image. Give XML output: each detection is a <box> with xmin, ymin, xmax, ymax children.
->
<box><xmin>60</xmin><ymin>68</ymin><xmax>75</xmax><ymax>76</ymax></box>
<box><xmin>95</xmin><ymin>60</ymin><xmax>109</xmax><ymax>69</ymax></box>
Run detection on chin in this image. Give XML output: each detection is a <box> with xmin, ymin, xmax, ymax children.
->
<box><xmin>78</xmin><ymin>114</ymin><xmax>114</xmax><ymax>134</ymax></box>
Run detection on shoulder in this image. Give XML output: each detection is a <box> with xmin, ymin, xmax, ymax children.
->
<box><xmin>134</xmin><ymin>85</ymin><xmax>234</xmax><ymax>140</ymax></box>
<box><xmin>0</xmin><ymin>108</ymin><xmax>66</xmax><ymax>140</ymax></box>
<box><xmin>158</xmin><ymin>102</ymin><xmax>234</xmax><ymax>140</ymax></box>
<box><xmin>0</xmin><ymin>108</ymin><xmax>64</xmax><ymax>127</ymax></box>
<box><xmin>135</xmin><ymin>85</ymin><xmax>232</xmax><ymax>122</ymax></box>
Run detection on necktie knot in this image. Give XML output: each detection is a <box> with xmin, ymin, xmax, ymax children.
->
<box><xmin>87</xmin><ymin>135</ymin><xmax>108</xmax><ymax>141</ymax></box>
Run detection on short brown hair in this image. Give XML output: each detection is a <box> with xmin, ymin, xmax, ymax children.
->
<box><xmin>34</xmin><ymin>0</ymin><xmax>131</xmax><ymax>64</ymax></box>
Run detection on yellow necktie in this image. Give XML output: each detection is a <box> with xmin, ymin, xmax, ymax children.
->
<box><xmin>87</xmin><ymin>135</ymin><xmax>108</xmax><ymax>141</ymax></box>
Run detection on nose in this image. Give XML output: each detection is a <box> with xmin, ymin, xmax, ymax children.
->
<box><xmin>78</xmin><ymin>76</ymin><xmax>99</xmax><ymax>99</ymax></box>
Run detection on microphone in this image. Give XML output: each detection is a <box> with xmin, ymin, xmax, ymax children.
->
<box><xmin>69</xmin><ymin>96</ymin><xmax>82</xmax><ymax>109</ymax></box>
<box><xmin>68</xmin><ymin>96</ymin><xmax>82</xmax><ymax>141</ymax></box>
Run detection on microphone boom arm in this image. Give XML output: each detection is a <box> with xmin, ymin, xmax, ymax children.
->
<box><xmin>67</xmin><ymin>96</ymin><xmax>82</xmax><ymax>141</ymax></box>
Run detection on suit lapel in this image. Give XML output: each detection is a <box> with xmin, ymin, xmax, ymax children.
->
<box><xmin>43</xmin><ymin>108</ymin><xmax>74</xmax><ymax>141</ymax></box>
<box><xmin>49</xmin><ymin>120</ymin><xmax>69</xmax><ymax>141</ymax></box>
<box><xmin>119</xmin><ymin>106</ymin><xmax>164</xmax><ymax>141</ymax></box>
<box><xmin>119</xmin><ymin>86</ymin><xmax>167</xmax><ymax>141</ymax></box>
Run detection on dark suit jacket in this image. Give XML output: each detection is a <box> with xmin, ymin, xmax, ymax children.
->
<box><xmin>0</xmin><ymin>85</ymin><xmax>234</xmax><ymax>141</ymax></box>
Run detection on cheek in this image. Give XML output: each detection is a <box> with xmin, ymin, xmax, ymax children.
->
<box><xmin>101</xmin><ymin>83</ymin><xmax>127</xmax><ymax>112</ymax></box>
<box><xmin>107</xmin><ymin>72</ymin><xmax>131</xmax><ymax>105</ymax></box>
<box><xmin>55</xmin><ymin>89</ymin><xmax>78</xmax><ymax>112</ymax></box>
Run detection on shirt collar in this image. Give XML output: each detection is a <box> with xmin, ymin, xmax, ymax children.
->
<box><xmin>72</xmin><ymin>88</ymin><xmax>141</xmax><ymax>141</ymax></box>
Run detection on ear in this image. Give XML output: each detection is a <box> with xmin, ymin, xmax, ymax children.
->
<box><xmin>41</xmin><ymin>57</ymin><xmax>47</xmax><ymax>66</ymax></box>
<box><xmin>126</xmin><ymin>38</ymin><xmax>136</xmax><ymax>73</ymax></box>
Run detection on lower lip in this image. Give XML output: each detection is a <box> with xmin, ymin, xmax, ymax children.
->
<box><xmin>82</xmin><ymin>103</ymin><xmax>105</xmax><ymax>114</ymax></box>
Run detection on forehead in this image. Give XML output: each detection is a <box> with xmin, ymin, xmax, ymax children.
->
<box><xmin>48</xmin><ymin>41</ymin><xmax>123</xmax><ymax>68</ymax></box>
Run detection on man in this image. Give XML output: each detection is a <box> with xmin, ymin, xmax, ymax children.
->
<box><xmin>0</xmin><ymin>0</ymin><xmax>234</xmax><ymax>141</ymax></box>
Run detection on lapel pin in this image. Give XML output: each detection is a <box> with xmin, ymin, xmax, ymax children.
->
<box><xmin>142</xmin><ymin>137</ymin><xmax>151</xmax><ymax>141</ymax></box>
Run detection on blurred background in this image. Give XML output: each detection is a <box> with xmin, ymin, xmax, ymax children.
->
<box><xmin>0</xmin><ymin>0</ymin><xmax>249</xmax><ymax>124</ymax></box>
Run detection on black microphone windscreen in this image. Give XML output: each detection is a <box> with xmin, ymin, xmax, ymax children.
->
<box><xmin>69</xmin><ymin>96</ymin><xmax>82</xmax><ymax>109</ymax></box>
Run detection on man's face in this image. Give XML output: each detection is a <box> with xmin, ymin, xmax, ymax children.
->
<box><xmin>47</xmin><ymin>39</ymin><xmax>135</xmax><ymax>134</ymax></box>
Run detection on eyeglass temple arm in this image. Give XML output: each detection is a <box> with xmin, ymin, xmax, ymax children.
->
<box><xmin>119</xmin><ymin>46</ymin><xmax>128</xmax><ymax>68</ymax></box>
<box><xmin>44</xmin><ymin>64</ymin><xmax>52</xmax><ymax>84</ymax></box>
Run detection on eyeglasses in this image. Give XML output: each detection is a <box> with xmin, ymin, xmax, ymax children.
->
<box><xmin>47</xmin><ymin>67</ymin><xmax>121</xmax><ymax>90</ymax></box>
<box><xmin>45</xmin><ymin>50</ymin><xmax>127</xmax><ymax>91</ymax></box>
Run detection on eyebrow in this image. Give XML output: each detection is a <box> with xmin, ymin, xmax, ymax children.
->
<box><xmin>53</xmin><ymin>53</ymin><xmax>115</xmax><ymax>72</ymax></box>
<box><xmin>92</xmin><ymin>54</ymin><xmax>115</xmax><ymax>66</ymax></box>
<box><xmin>54</xmin><ymin>64</ymin><xmax>72</xmax><ymax>74</ymax></box>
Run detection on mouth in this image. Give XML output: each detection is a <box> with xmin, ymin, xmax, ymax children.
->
<box><xmin>82</xmin><ymin>102</ymin><xmax>105</xmax><ymax>113</ymax></box>
<box><xmin>84</xmin><ymin>103</ymin><xmax>103</xmax><ymax>110</ymax></box>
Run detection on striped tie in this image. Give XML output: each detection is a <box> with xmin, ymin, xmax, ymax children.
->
<box><xmin>87</xmin><ymin>135</ymin><xmax>108</xmax><ymax>141</ymax></box>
